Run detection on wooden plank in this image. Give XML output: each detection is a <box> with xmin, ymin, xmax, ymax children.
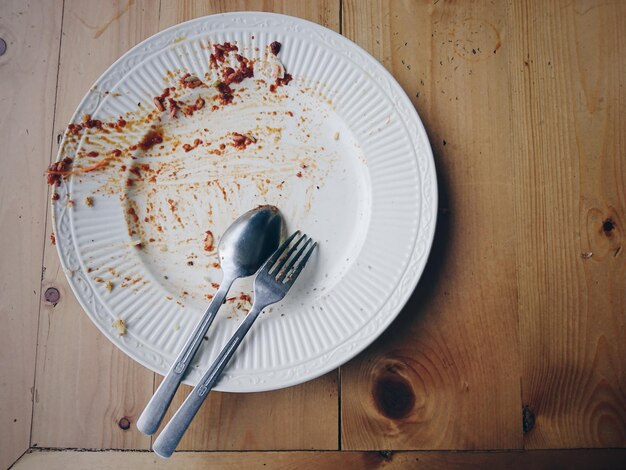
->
<box><xmin>13</xmin><ymin>449</ymin><xmax>626</xmax><ymax>470</ymax></box>
<box><xmin>509</xmin><ymin>0</ymin><xmax>626</xmax><ymax>448</ymax></box>
<box><xmin>152</xmin><ymin>0</ymin><xmax>341</xmax><ymax>451</ymax></box>
<box><xmin>340</xmin><ymin>0</ymin><xmax>522</xmax><ymax>450</ymax></box>
<box><xmin>31</xmin><ymin>0</ymin><xmax>161</xmax><ymax>450</ymax></box>
<box><xmin>0</xmin><ymin>1</ymin><xmax>63</xmax><ymax>468</ymax></box>
<box><xmin>158</xmin><ymin>0</ymin><xmax>340</xmax><ymax>31</ymax></box>
<box><xmin>154</xmin><ymin>372</ymin><xmax>338</xmax><ymax>450</ymax></box>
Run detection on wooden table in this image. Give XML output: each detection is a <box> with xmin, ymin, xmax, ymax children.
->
<box><xmin>1</xmin><ymin>1</ymin><xmax>625</xmax><ymax>468</ymax></box>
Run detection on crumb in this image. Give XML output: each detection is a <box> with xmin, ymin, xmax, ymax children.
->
<box><xmin>84</xmin><ymin>196</ymin><xmax>94</xmax><ymax>207</ymax></box>
<box><xmin>580</xmin><ymin>252</ymin><xmax>593</xmax><ymax>259</ymax></box>
<box><xmin>105</xmin><ymin>280</ymin><xmax>114</xmax><ymax>292</ymax></box>
<box><xmin>113</xmin><ymin>318</ymin><xmax>127</xmax><ymax>336</ymax></box>
<box><xmin>204</xmin><ymin>230</ymin><xmax>214</xmax><ymax>252</ymax></box>
<box><xmin>127</xmin><ymin>238</ymin><xmax>142</xmax><ymax>247</ymax></box>
<box><xmin>333</xmin><ymin>132</ymin><xmax>340</xmax><ymax>140</ymax></box>
<box><xmin>270</xmin><ymin>41</ymin><xmax>281</xmax><ymax>56</ymax></box>
<box><xmin>50</xmin><ymin>232</ymin><xmax>56</xmax><ymax>245</ymax></box>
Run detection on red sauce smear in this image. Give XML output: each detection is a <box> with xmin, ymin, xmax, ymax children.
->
<box><xmin>139</xmin><ymin>129</ymin><xmax>163</xmax><ymax>151</ymax></box>
<box><xmin>210</xmin><ymin>44</ymin><xmax>255</xmax><ymax>105</ymax></box>
<box><xmin>168</xmin><ymin>98</ymin><xmax>179</xmax><ymax>118</ymax></box>
<box><xmin>216</xmin><ymin>81</ymin><xmax>234</xmax><ymax>105</ymax></box>
<box><xmin>193</xmin><ymin>97</ymin><xmax>205</xmax><ymax>110</ymax></box>
<box><xmin>182</xmin><ymin>139</ymin><xmax>202</xmax><ymax>152</ymax></box>
<box><xmin>269</xmin><ymin>41</ymin><xmax>281</xmax><ymax>56</ymax></box>
<box><xmin>46</xmin><ymin>157</ymin><xmax>112</xmax><ymax>185</ymax></box>
<box><xmin>180</xmin><ymin>73</ymin><xmax>203</xmax><ymax>89</ymax></box>
<box><xmin>231</xmin><ymin>132</ymin><xmax>254</xmax><ymax>150</ymax></box>
<box><xmin>270</xmin><ymin>73</ymin><xmax>293</xmax><ymax>93</ymax></box>
<box><xmin>127</xmin><ymin>206</ymin><xmax>139</xmax><ymax>224</ymax></box>
<box><xmin>209</xmin><ymin>42</ymin><xmax>238</xmax><ymax>68</ymax></box>
<box><xmin>204</xmin><ymin>230</ymin><xmax>215</xmax><ymax>252</ymax></box>
<box><xmin>46</xmin><ymin>157</ymin><xmax>73</xmax><ymax>186</ymax></box>
<box><xmin>153</xmin><ymin>87</ymin><xmax>172</xmax><ymax>112</ymax></box>
<box><xmin>64</xmin><ymin>114</ymin><xmax>111</xmax><ymax>135</ymax></box>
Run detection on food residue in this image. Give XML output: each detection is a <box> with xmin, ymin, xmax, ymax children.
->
<box><xmin>138</xmin><ymin>128</ymin><xmax>163</xmax><ymax>151</ymax></box>
<box><xmin>47</xmin><ymin>39</ymin><xmax>331</xmax><ymax>318</ymax></box>
<box><xmin>204</xmin><ymin>230</ymin><xmax>215</xmax><ymax>252</ymax></box>
<box><xmin>269</xmin><ymin>41</ymin><xmax>281</xmax><ymax>56</ymax></box>
<box><xmin>182</xmin><ymin>138</ymin><xmax>202</xmax><ymax>152</ymax></box>
<box><xmin>46</xmin><ymin>158</ymin><xmax>73</xmax><ymax>186</ymax></box>
<box><xmin>113</xmin><ymin>318</ymin><xmax>127</xmax><ymax>336</ymax></box>
<box><xmin>231</xmin><ymin>132</ymin><xmax>255</xmax><ymax>150</ymax></box>
<box><xmin>46</xmin><ymin>157</ymin><xmax>112</xmax><ymax>185</ymax></box>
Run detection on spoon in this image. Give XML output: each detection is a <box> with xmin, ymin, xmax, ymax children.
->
<box><xmin>137</xmin><ymin>205</ymin><xmax>283</xmax><ymax>435</ymax></box>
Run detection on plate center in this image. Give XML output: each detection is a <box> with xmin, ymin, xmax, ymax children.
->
<box><xmin>124</xmin><ymin>80</ymin><xmax>371</xmax><ymax>315</ymax></box>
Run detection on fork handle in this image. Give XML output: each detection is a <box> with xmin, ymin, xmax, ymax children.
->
<box><xmin>153</xmin><ymin>304</ymin><xmax>263</xmax><ymax>458</ymax></box>
<box><xmin>136</xmin><ymin>278</ymin><xmax>234</xmax><ymax>436</ymax></box>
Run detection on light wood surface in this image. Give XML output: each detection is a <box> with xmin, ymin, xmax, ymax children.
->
<box><xmin>13</xmin><ymin>449</ymin><xmax>626</xmax><ymax>470</ymax></box>
<box><xmin>0</xmin><ymin>1</ymin><xmax>63</xmax><ymax>468</ymax></box>
<box><xmin>32</xmin><ymin>0</ymin><xmax>160</xmax><ymax>450</ymax></box>
<box><xmin>1</xmin><ymin>0</ymin><xmax>624</xmax><ymax>468</ymax></box>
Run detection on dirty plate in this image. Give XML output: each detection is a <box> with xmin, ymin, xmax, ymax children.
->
<box><xmin>51</xmin><ymin>12</ymin><xmax>437</xmax><ymax>392</ymax></box>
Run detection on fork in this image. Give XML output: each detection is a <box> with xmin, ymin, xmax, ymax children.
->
<box><xmin>152</xmin><ymin>231</ymin><xmax>317</xmax><ymax>458</ymax></box>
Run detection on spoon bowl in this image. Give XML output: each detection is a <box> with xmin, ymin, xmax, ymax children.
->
<box><xmin>219</xmin><ymin>205</ymin><xmax>283</xmax><ymax>280</ymax></box>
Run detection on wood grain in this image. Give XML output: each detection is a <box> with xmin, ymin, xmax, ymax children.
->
<box><xmin>31</xmin><ymin>0</ymin><xmax>161</xmax><ymax>450</ymax></box>
<box><xmin>0</xmin><ymin>1</ymin><xmax>63</xmax><ymax>467</ymax></box>
<box><xmin>158</xmin><ymin>0</ymin><xmax>340</xmax><ymax>31</ymax></box>
<box><xmin>11</xmin><ymin>0</ymin><xmax>626</xmax><ymax>456</ymax></box>
<box><xmin>340</xmin><ymin>0</ymin><xmax>522</xmax><ymax>450</ymax></box>
<box><xmin>13</xmin><ymin>449</ymin><xmax>626</xmax><ymax>470</ymax></box>
<box><xmin>509</xmin><ymin>0</ymin><xmax>626</xmax><ymax>448</ymax></box>
<box><xmin>152</xmin><ymin>0</ymin><xmax>341</xmax><ymax>451</ymax></box>
<box><xmin>154</xmin><ymin>372</ymin><xmax>338</xmax><ymax>450</ymax></box>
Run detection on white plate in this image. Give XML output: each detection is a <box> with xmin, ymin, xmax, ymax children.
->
<box><xmin>52</xmin><ymin>12</ymin><xmax>437</xmax><ymax>392</ymax></box>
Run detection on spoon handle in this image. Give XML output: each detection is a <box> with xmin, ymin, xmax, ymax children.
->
<box><xmin>153</xmin><ymin>304</ymin><xmax>263</xmax><ymax>458</ymax></box>
<box><xmin>137</xmin><ymin>279</ymin><xmax>234</xmax><ymax>436</ymax></box>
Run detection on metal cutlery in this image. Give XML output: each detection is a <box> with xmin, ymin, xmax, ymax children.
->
<box><xmin>137</xmin><ymin>206</ymin><xmax>283</xmax><ymax>436</ymax></box>
<box><xmin>152</xmin><ymin>231</ymin><xmax>317</xmax><ymax>458</ymax></box>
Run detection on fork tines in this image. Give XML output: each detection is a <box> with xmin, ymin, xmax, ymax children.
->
<box><xmin>269</xmin><ymin>231</ymin><xmax>317</xmax><ymax>284</ymax></box>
